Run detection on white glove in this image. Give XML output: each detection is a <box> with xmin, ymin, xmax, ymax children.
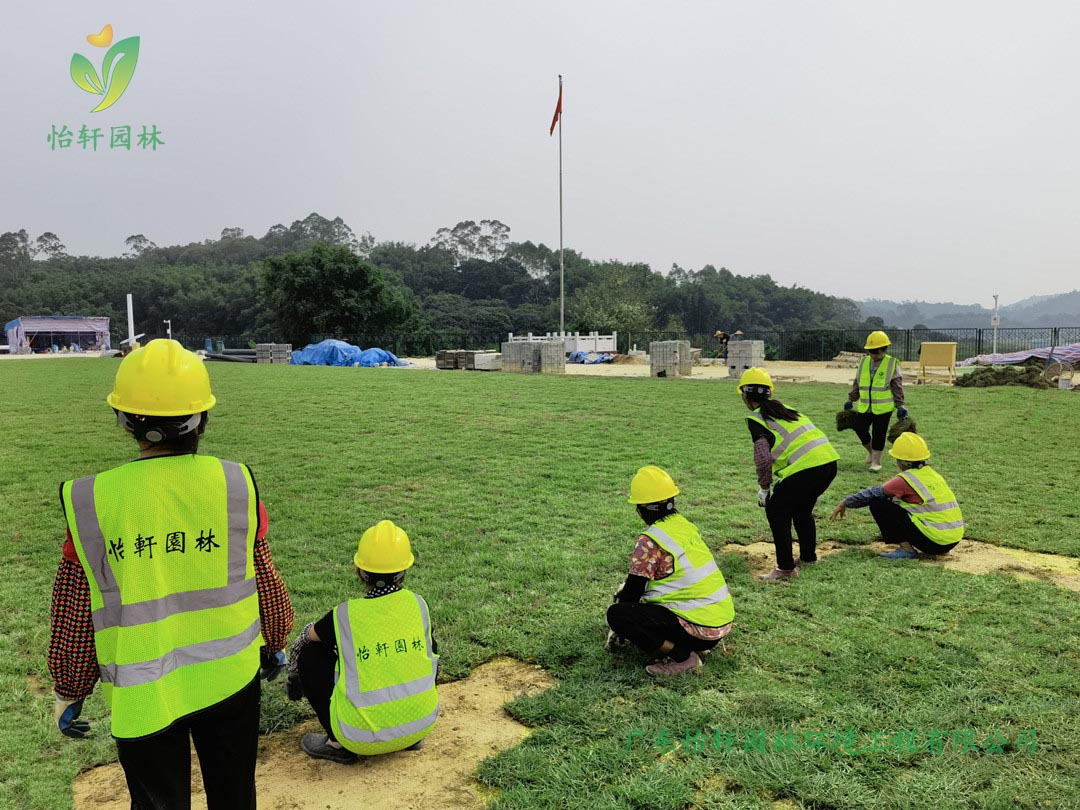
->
<box><xmin>757</xmin><ymin>488</ymin><xmax>770</xmax><ymax>507</ymax></box>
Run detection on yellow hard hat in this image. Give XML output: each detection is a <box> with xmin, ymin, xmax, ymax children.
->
<box><xmin>864</xmin><ymin>331</ymin><xmax>891</xmax><ymax>350</ymax></box>
<box><xmin>889</xmin><ymin>432</ymin><xmax>930</xmax><ymax>462</ymax></box>
<box><xmin>737</xmin><ymin>367</ymin><xmax>774</xmax><ymax>392</ymax></box>
<box><xmin>107</xmin><ymin>339</ymin><xmax>216</xmax><ymax>416</ymax></box>
<box><xmin>628</xmin><ymin>465</ymin><xmax>679</xmax><ymax>504</ymax></box>
<box><xmin>354</xmin><ymin>520</ymin><xmax>415</xmax><ymax>573</ymax></box>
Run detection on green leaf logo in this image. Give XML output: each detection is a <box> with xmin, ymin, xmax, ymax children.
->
<box><xmin>70</xmin><ymin>33</ymin><xmax>140</xmax><ymax>112</ymax></box>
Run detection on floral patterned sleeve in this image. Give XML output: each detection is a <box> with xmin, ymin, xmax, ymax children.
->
<box><xmin>628</xmin><ymin>535</ymin><xmax>675</xmax><ymax>580</ymax></box>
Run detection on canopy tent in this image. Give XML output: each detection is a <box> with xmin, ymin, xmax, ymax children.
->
<box><xmin>3</xmin><ymin>316</ymin><xmax>111</xmax><ymax>354</ymax></box>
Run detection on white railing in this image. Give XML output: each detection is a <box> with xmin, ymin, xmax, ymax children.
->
<box><xmin>506</xmin><ymin>331</ymin><xmax>617</xmax><ymax>353</ymax></box>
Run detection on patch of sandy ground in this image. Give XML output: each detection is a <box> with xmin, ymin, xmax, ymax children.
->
<box><xmin>73</xmin><ymin>658</ymin><xmax>555</xmax><ymax>810</ymax></box>
<box><xmin>723</xmin><ymin>539</ymin><xmax>1080</xmax><ymax>593</ymax></box>
<box><xmin>399</xmin><ymin>357</ymin><xmax>906</xmax><ymax>386</ymax></box>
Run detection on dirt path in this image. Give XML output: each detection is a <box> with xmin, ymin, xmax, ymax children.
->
<box><xmin>73</xmin><ymin>658</ymin><xmax>555</xmax><ymax>810</ymax></box>
<box><xmin>722</xmin><ymin>540</ymin><xmax>1080</xmax><ymax>593</ymax></box>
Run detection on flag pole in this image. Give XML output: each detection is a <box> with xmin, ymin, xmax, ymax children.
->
<box><xmin>558</xmin><ymin>74</ymin><xmax>564</xmax><ymax>338</ymax></box>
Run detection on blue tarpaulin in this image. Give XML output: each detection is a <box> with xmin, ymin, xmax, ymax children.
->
<box><xmin>290</xmin><ymin>339</ymin><xmax>409</xmax><ymax>367</ymax></box>
<box><xmin>568</xmin><ymin>351</ymin><xmax>614</xmax><ymax>364</ymax></box>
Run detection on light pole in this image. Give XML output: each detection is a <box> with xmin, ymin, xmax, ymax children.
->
<box><xmin>163</xmin><ymin>319</ymin><xmax>172</xmax><ymax>340</ymax></box>
<box><xmin>991</xmin><ymin>295</ymin><xmax>999</xmax><ymax>355</ymax></box>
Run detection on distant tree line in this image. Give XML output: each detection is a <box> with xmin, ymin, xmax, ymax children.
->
<box><xmin>1</xmin><ymin>213</ymin><xmax>872</xmax><ymax>353</ymax></box>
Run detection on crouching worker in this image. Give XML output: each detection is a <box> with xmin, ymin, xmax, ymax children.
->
<box><xmin>830</xmin><ymin>433</ymin><xmax>963</xmax><ymax>559</ymax></box>
<box><xmin>606</xmin><ymin>466</ymin><xmax>734</xmax><ymax>677</ymax></box>
<box><xmin>287</xmin><ymin>520</ymin><xmax>439</xmax><ymax>763</ymax></box>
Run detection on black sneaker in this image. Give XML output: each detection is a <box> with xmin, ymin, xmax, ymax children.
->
<box><xmin>301</xmin><ymin>732</ymin><xmax>358</xmax><ymax>764</ymax></box>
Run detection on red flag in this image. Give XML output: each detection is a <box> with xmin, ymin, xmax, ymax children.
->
<box><xmin>549</xmin><ymin>84</ymin><xmax>562</xmax><ymax>135</ymax></box>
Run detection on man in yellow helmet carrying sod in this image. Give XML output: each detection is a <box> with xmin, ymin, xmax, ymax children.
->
<box><xmin>737</xmin><ymin>368</ymin><xmax>839</xmax><ymax>581</ymax></box>
<box><xmin>286</xmin><ymin>520</ymin><xmax>439</xmax><ymax>763</ymax></box>
<box><xmin>845</xmin><ymin>330</ymin><xmax>907</xmax><ymax>471</ymax></box>
<box><xmin>829</xmin><ymin>432</ymin><xmax>963</xmax><ymax>559</ymax></box>
<box><xmin>48</xmin><ymin>339</ymin><xmax>294</xmax><ymax>809</ymax></box>
<box><xmin>605</xmin><ymin>466</ymin><xmax>734</xmax><ymax>677</ymax></box>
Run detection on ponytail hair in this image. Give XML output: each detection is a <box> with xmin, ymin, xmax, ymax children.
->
<box><xmin>756</xmin><ymin>397</ymin><xmax>801</xmax><ymax>422</ymax></box>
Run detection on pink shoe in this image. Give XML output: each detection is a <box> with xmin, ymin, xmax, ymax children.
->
<box><xmin>645</xmin><ymin>652</ymin><xmax>703</xmax><ymax>677</ymax></box>
<box><xmin>759</xmin><ymin>567</ymin><xmax>798</xmax><ymax>582</ymax></box>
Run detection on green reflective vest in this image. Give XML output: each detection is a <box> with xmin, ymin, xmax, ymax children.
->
<box><xmin>61</xmin><ymin>455</ymin><xmax>262</xmax><ymax>739</ymax></box>
<box><xmin>897</xmin><ymin>466</ymin><xmax>965</xmax><ymax>545</ymax></box>
<box><xmin>855</xmin><ymin>354</ymin><xmax>899</xmax><ymax>414</ymax></box>
<box><xmin>642</xmin><ymin>515</ymin><xmax>734</xmax><ymax>628</ymax></box>
<box><xmin>746</xmin><ymin>410</ymin><xmax>839</xmax><ymax>481</ymax></box>
<box><xmin>330</xmin><ymin>589</ymin><xmax>439</xmax><ymax>755</ymax></box>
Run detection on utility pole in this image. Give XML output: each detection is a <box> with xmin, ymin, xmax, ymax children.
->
<box><xmin>991</xmin><ymin>294</ymin><xmax>1000</xmax><ymax>354</ymax></box>
<box><xmin>163</xmin><ymin>319</ymin><xmax>172</xmax><ymax>340</ymax></box>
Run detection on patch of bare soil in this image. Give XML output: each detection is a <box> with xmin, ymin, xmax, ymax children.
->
<box><xmin>73</xmin><ymin>657</ymin><xmax>555</xmax><ymax>810</ymax></box>
<box><xmin>722</xmin><ymin>540</ymin><xmax>1080</xmax><ymax>593</ymax></box>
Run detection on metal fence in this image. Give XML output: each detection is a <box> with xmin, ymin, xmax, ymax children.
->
<box><xmin>625</xmin><ymin>327</ymin><xmax>1080</xmax><ymax>362</ymax></box>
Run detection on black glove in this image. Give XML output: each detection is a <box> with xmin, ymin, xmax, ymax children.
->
<box><xmin>56</xmin><ymin>698</ymin><xmax>90</xmax><ymax>739</ymax></box>
<box><xmin>260</xmin><ymin>650</ymin><xmax>286</xmax><ymax>682</ymax></box>
<box><xmin>896</xmin><ymin>407</ymin><xmax>908</xmax><ymax>419</ymax></box>
<box><xmin>285</xmin><ymin>673</ymin><xmax>304</xmax><ymax>701</ymax></box>
<box><xmin>843</xmin><ymin>401</ymin><xmax>854</xmax><ymax>411</ymax></box>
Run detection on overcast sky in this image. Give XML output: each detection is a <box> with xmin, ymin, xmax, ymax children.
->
<box><xmin>2</xmin><ymin>1</ymin><xmax>1078</xmax><ymax>305</ymax></box>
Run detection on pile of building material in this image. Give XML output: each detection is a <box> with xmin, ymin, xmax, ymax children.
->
<box><xmin>501</xmin><ymin>339</ymin><xmax>565</xmax><ymax>374</ymax></box>
<box><xmin>436</xmin><ymin>349</ymin><xmax>502</xmax><ymax>371</ymax></box>
<box><xmin>827</xmin><ymin>351</ymin><xmax>864</xmax><ymax>368</ymax></box>
<box><xmin>726</xmin><ymin>340</ymin><xmax>765</xmax><ymax>379</ymax></box>
<box><xmin>256</xmin><ymin>343</ymin><xmax>292</xmax><ymax>364</ymax></box>
<box><xmin>649</xmin><ymin>340</ymin><xmax>692</xmax><ymax>378</ymax></box>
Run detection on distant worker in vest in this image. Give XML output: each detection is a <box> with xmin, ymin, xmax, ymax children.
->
<box><xmin>829</xmin><ymin>432</ymin><xmax>963</xmax><ymax>559</ymax></box>
<box><xmin>605</xmin><ymin>466</ymin><xmax>734</xmax><ymax>677</ymax></box>
<box><xmin>845</xmin><ymin>330</ymin><xmax>907</xmax><ymax>471</ymax></box>
<box><xmin>286</xmin><ymin>519</ymin><xmax>439</xmax><ymax>763</ymax></box>
<box><xmin>738</xmin><ymin>368</ymin><xmax>840</xmax><ymax>581</ymax></box>
<box><xmin>48</xmin><ymin>339</ymin><xmax>294</xmax><ymax>809</ymax></box>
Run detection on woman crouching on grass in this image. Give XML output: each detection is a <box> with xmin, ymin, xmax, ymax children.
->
<box><xmin>605</xmin><ymin>466</ymin><xmax>734</xmax><ymax>678</ymax></box>
<box><xmin>285</xmin><ymin>520</ymin><xmax>439</xmax><ymax>763</ymax></box>
<box><xmin>737</xmin><ymin>368</ymin><xmax>839</xmax><ymax>582</ymax></box>
<box><xmin>830</xmin><ymin>432</ymin><xmax>963</xmax><ymax>559</ymax></box>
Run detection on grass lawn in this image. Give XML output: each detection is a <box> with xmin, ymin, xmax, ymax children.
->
<box><xmin>2</xmin><ymin>359</ymin><xmax>1078</xmax><ymax>809</ymax></box>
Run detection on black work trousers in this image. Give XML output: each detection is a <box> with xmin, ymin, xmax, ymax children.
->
<box><xmin>853</xmin><ymin>410</ymin><xmax>892</xmax><ymax>451</ymax></box>
<box><xmin>606</xmin><ymin>602</ymin><xmax>720</xmax><ymax>663</ymax></box>
<box><xmin>297</xmin><ymin>639</ymin><xmax>339</xmax><ymax>741</ymax></box>
<box><xmin>765</xmin><ymin>461</ymin><xmax>838</xmax><ymax>570</ymax></box>
<box><xmin>869</xmin><ymin>498</ymin><xmax>958</xmax><ymax>555</ymax></box>
<box><xmin>115</xmin><ymin>674</ymin><xmax>260</xmax><ymax>810</ymax></box>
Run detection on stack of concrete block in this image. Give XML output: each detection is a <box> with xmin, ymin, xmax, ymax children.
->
<box><xmin>649</xmin><ymin>340</ymin><xmax>692</xmax><ymax>378</ymax></box>
<box><xmin>726</xmin><ymin>339</ymin><xmax>765</xmax><ymax>379</ymax></box>
<box><xmin>501</xmin><ymin>339</ymin><xmax>564</xmax><ymax>373</ymax></box>
<box><xmin>472</xmin><ymin>352</ymin><xmax>502</xmax><ymax>371</ymax></box>
<box><xmin>539</xmin><ymin>341</ymin><xmax>566</xmax><ymax>374</ymax></box>
<box><xmin>256</xmin><ymin>343</ymin><xmax>292</xmax><ymax>364</ymax></box>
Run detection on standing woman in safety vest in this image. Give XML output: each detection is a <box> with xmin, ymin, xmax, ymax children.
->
<box><xmin>287</xmin><ymin>520</ymin><xmax>439</xmax><ymax>763</ymax></box>
<box><xmin>738</xmin><ymin>368</ymin><xmax>840</xmax><ymax>582</ymax></box>
<box><xmin>830</xmin><ymin>432</ymin><xmax>963</xmax><ymax>559</ymax></box>
<box><xmin>846</xmin><ymin>330</ymin><xmax>907</xmax><ymax>471</ymax></box>
<box><xmin>605</xmin><ymin>466</ymin><xmax>734</xmax><ymax>677</ymax></box>
<box><xmin>48</xmin><ymin>339</ymin><xmax>294</xmax><ymax>809</ymax></box>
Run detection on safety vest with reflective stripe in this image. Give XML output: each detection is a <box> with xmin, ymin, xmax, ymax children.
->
<box><xmin>897</xmin><ymin>466</ymin><xmax>964</xmax><ymax>545</ymax></box>
<box><xmin>855</xmin><ymin>354</ymin><xmax>898</xmax><ymax>414</ymax></box>
<box><xmin>61</xmin><ymin>455</ymin><xmax>261</xmax><ymax>739</ymax></box>
<box><xmin>641</xmin><ymin>515</ymin><xmax>734</xmax><ymax>627</ymax></box>
<box><xmin>330</xmin><ymin>589</ymin><xmax>439</xmax><ymax>755</ymax></box>
<box><xmin>746</xmin><ymin>410</ymin><xmax>839</xmax><ymax>481</ymax></box>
